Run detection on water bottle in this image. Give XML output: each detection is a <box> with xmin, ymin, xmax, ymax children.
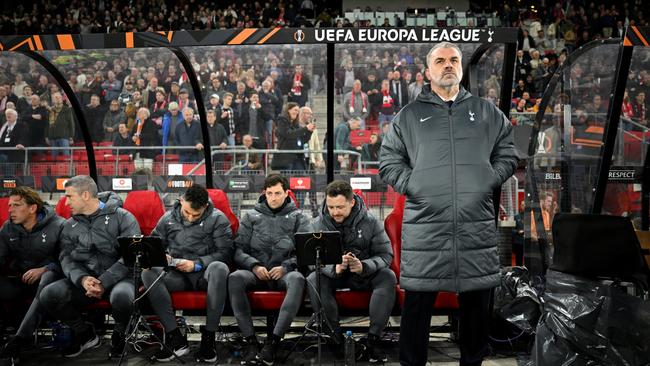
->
<box><xmin>344</xmin><ymin>330</ymin><xmax>355</xmax><ymax>366</ymax></box>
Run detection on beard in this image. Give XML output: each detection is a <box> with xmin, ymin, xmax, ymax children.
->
<box><xmin>434</xmin><ymin>73</ymin><xmax>461</xmax><ymax>88</ymax></box>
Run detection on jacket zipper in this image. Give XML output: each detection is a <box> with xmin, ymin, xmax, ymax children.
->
<box><xmin>448</xmin><ymin>105</ymin><xmax>459</xmax><ymax>292</ymax></box>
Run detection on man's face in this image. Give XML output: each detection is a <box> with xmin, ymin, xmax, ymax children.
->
<box><xmin>53</xmin><ymin>93</ymin><xmax>63</xmax><ymax>105</ymax></box>
<box><xmin>23</xmin><ymin>86</ymin><xmax>32</xmax><ymax>96</ymax></box>
<box><xmin>543</xmin><ymin>196</ymin><xmax>553</xmax><ymax>211</ymax></box>
<box><xmin>179</xmin><ymin>197</ymin><xmax>206</xmax><ymax>223</ymax></box>
<box><xmin>265</xmin><ymin>183</ymin><xmax>288</xmax><ymax>210</ymax></box>
<box><xmin>31</xmin><ymin>95</ymin><xmax>40</xmax><ymax>106</ymax></box>
<box><xmin>250</xmin><ymin>94</ymin><xmax>259</xmax><ymax>104</ymax></box>
<box><xmin>183</xmin><ymin>109</ymin><xmax>194</xmax><ymax>123</ymax></box>
<box><xmin>243</xmin><ymin>135</ymin><xmax>253</xmax><ymax>148</ymax></box>
<box><xmin>5</xmin><ymin>111</ymin><xmax>16</xmax><ymax>123</ymax></box>
<box><xmin>8</xmin><ymin>195</ymin><xmax>36</xmax><ymax>225</ymax></box>
<box><xmin>326</xmin><ymin>194</ymin><xmax>355</xmax><ymax>223</ymax></box>
<box><xmin>65</xmin><ymin>186</ymin><xmax>88</xmax><ymax>215</ymax></box>
<box><xmin>223</xmin><ymin>95</ymin><xmax>232</xmax><ymax>107</ymax></box>
<box><xmin>207</xmin><ymin>112</ymin><xmax>216</xmax><ymax>124</ymax></box>
<box><xmin>427</xmin><ymin>47</ymin><xmax>463</xmax><ymax>89</ymax></box>
<box><xmin>118</xmin><ymin>124</ymin><xmax>128</xmax><ymax>134</ymax></box>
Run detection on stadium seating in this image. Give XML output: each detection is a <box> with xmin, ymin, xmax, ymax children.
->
<box><xmin>0</xmin><ymin>197</ymin><xmax>9</xmax><ymax>226</ymax></box>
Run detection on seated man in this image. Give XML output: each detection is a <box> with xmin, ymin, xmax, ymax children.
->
<box><xmin>228</xmin><ymin>174</ymin><xmax>311</xmax><ymax>365</ymax></box>
<box><xmin>307</xmin><ymin>180</ymin><xmax>396</xmax><ymax>363</ymax></box>
<box><xmin>142</xmin><ymin>184</ymin><xmax>233</xmax><ymax>363</ymax></box>
<box><xmin>0</xmin><ymin>187</ymin><xmax>66</xmax><ymax>363</ymax></box>
<box><xmin>39</xmin><ymin>175</ymin><xmax>141</xmax><ymax>358</ymax></box>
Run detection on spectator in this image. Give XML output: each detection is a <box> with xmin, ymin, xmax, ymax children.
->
<box><xmin>46</xmin><ymin>92</ymin><xmax>75</xmax><ymax>157</ymax></box>
<box><xmin>132</xmin><ymin>107</ymin><xmax>159</xmax><ymax>160</ymax></box>
<box><xmin>84</xmin><ymin>94</ymin><xmax>106</xmax><ymax>142</ymax></box>
<box><xmin>207</xmin><ymin>94</ymin><xmax>221</xmax><ymax>111</ymax></box>
<box><xmin>102</xmin><ymin>99</ymin><xmax>126</xmax><ymax>142</ymax></box>
<box><xmin>334</xmin><ymin>117</ymin><xmax>362</xmax><ymax>171</ymax></box>
<box><xmin>361</xmin><ymin>133</ymin><xmax>381</xmax><ymax>163</ymax></box>
<box><xmin>378</xmin><ymin>79</ymin><xmax>398</xmax><ymax>127</ymax></box>
<box><xmin>174</xmin><ymin>108</ymin><xmax>204</xmax><ymax>163</ymax></box>
<box><xmin>16</xmin><ymin>85</ymin><xmax>33</xmax><ymax>116</ymax></box>
<box><xmin>217</xmin><ymin>92</ymin><xmax>238</xmax><ymax>146</ymax></box>
<box><xmin>632</xmin><ymin>92</ymin><xmax>647</xmax><ymax>125</ymax></box>
<box><xmin>408</xmin><ymin>72</ymin><xmax>425</xmax><ymax>102</ymax></box>
<box><xmin>390</xmin><ymin>70</ymin><xmax>408</xmax><ymax>112</ymax></box>
<box><xmin>271</xmin><ymin>102</ymin><xmax>314</xmax><ymax>171</ymax></box>
<box><xmin>236</xmin><ymin>134</ymin><xmax>263</xmax><ymax>171</ymax></box>
<box><xmin>101</xmin><ymin>71</ymin><xmax>122</xmax><ymax>103</ymax></box>
<box><xmin>112</xmin><ymin>122</ymin><xmax>136</xmax><ymax>157</ymax></box>
<box><xmin>240</xmin><ymin>92</ymin><xmax>267</xmax><ymax>147</ymax></box>
<box><xmin>205</xmin><ymin>109</ymin><xmax>229</xmax><ymax>168</ymax></box>
<box><xmin>287</xmin><ymin>64</ymin><xmax>310</xmax><ymax>107</ymax></box>
<box><xmin>23</xmin><ymin>94</ymin><xmax>48</xmax><ymax>149</ymax></box>
<box><xmin>342</xmin><ymin>80</ymin><xmax>369</xmax><ymax>128</ymax></box>
<box><xmin>162</xmin><ymin>102</ymin><xmax>182</xmax><ymax>149</ymax></box>
<box><xmin>0</xmin><ymin>108</ymin><xmax>27</xmax><ymax>174</ymax></box>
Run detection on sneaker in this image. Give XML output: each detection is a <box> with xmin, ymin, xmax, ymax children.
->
<box><xmin>366</xmin><ymin>334</ymin><xmax>387</xmax><ymax>363</ymax></box>
<box><xmin>196</xmin><ymin>326</ymin><xmax>217</xmax><ymax>363</ymax></box>
<box><xmin>108</xmin><ymin>330</ymin><xmax>126</xmax><ymax>359</ymax></box>
<box><xmin>255</xmin><ymin>336</ymin><xmax>281</xmax><ymax>366</ymax></box>
<box><xmin>152</xmin><ymin>328</ymin><xmax>190</xmax><ymax>362</ymax></box>
<box><xmin>1</xmin><ymin>335</ymin><xmax>28</xmax><ymax>363</ymax></box>
<box><xmin>240</xmin><ymin>336</ymin><xmax>259</xmax><ymax>365</ymax></box>
<box><xmin>62</xmin><ymin>326</ymin><xmax>100</xmax><ymax>358</ymax></box>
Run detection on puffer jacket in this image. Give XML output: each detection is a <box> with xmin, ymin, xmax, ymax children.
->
<box><xmin>0</xmin><ymin>204</ymin><xmax>66</xmax><ymax>274</ymax></box>
<box><xmin>313</xmin><ymin>194</ymin><xmax>393</xmax><ymax>279</ymax></box>
<box><xmin>60</xmin><ymin>191</ymin><xmax>141</xmax><ymax>289</ymax></box>
<box><xmin>234</xmin><ymin>196</ymin><xmax>311</xmax><ymax>272</ymax></box>
<box><xmin>152</xmin><ymin>200</ymin><xmax>233</xmax><ymax>267</ymax></box>
<box><xmin>379</xmin><ymin>85</ymin><xmax>519</xmax><ymax>292</ymax></box>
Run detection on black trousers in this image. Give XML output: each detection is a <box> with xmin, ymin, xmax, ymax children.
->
<box><xmin>399</xmin><ymin>288</ymin><xmax>492</xmax><ymax>366</ymax></box>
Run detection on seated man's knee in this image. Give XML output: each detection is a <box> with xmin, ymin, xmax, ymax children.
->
<box><xmin>206</xmin><ymin>261</ymin><xmax>229</xmax><ymax>278</ymax></box>
<box><xmin>39</xmin><ymin>279</ymin><xmax>68</xmax><ymax>309</ymax></box>
<box><xmin>285</xmin><ymin>271</ymin><xmax>305</xmax><ymax>287</ymax></box>
<box><xmin>227</xmin><ymin>270</ymin><xmax>248</xmax><ymax>293</ymax></box>
<box><xmin>374</xmin><ymin>268</ymin><xmax>397</xmax><ymax>288</ymax></box>
<box><xmin>141</xmin><ymin>268</ymin><xmax>161</xmax><ymax>287</ymax></box>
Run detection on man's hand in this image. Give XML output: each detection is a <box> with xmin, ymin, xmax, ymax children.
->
<box><xmin>107</xmin><ymin>127</ymin><xmax>114</xmax><ymax>132</ymax></box>
<box><xmin>335</xmin><ymin>254</ymin><xmax>351</xmax><ymax>275</ymax></box>
<box><xmin>81</xmin><ymin>276</ymin><xmax>104</xmax><ymax>298</ymax></box>
<box><xmin>348</xmin><ymin>255</ymin><xmax>363</xmax><ymax>274</ymax></box>
<box><xmin>269</xmin><ymin>266</ymin><xmax>286</xmax><ymax>280</ymax></box>
<box><xmin>195</xmin><ymin>142</ymin><xmax>204</xmax><ymax>150</ymax></box>
<box><xmin>22</xmin><ymin>267</ymin><xmax>47</xmax><ymax>285</ymax></box>
<box><xmin>16</xmin><ymin>144</ymin><xmax>25</xmax><ymax>150</ymax></box>
<box><xmin>306</xmin><ymin>123</ymin><xmax>316</xmax><ymax>132</ymax></box>
<box><xmin>176</xmin><ymin>259</ymin><xmax>195</xmax><ymax>273</ymax></box>
<box><xmin>253</xmin><ymin>265</ymin><xmax>270</xmax><ymax>281</ymax></box>
<box><xmin>219</xmin><ymin>142</ymin><xmax>227</xmax><ymax>149</ymax></box>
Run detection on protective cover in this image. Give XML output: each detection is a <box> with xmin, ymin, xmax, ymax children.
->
<box><xmin>494</xmin><ymin>266</ymin><xmax>542</xmax><ymax>335</ymax></box>
<box><xmin>532</xmin><ymin>269</ymin><xmax>650</xmax><ymax>366</ymax></box>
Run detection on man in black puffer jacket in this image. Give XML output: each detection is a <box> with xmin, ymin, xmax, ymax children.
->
<box><xmin>379</xmin><ymin>42</ymin><xmax>519</xmax><ymax>366</ymax></box>
<box><xmin>0</xmin><ymin>187</ymin><xmax>65</xmax><ymax>363</ymax></box>
<box><xmin>39</xmin><ymin>176</ymin><xmax>141</xmax><ymax>359</ymax></box>
<box><xmin>229</xmin><ymin>174</ymin><xmax>311</xmax><ymax>365</ymax></box>
<box><xmin>306</xmin><ymin>180</ymin><xmax>395</xmax><ymax>363</ymax></box>
<box><xmin>142</xmin><ymin>184</ymin><xmax>233</xmax><ymax>363</ymax></box>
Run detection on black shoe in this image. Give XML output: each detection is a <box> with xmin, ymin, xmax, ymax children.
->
<box><xmin>255</xmin><ymin>335</ymin><xmax>281</xmax><ymax>366</ymax></box>
<box><xmin>366</xmin><ymin>334</ymin><xmax>387</xmax><ymax>363</ymax></box>
<box><xmin>62</xmin><ymin>326</ymin><xmax>100</xmax><ymax>358</ymax></box>
<box><xmin>196</xmin><ymin>326</ymin><xmax>217</xmax><ymax>363</ymax></box>
<box><xmin>1</xmin><ymin>335</ymin><xmax>28</xmax><ymax>363</ymax></box>
<box><xmin>152</xmin><ymin>328</ymin><xmax>189</xmax><ymax>362</ymax></box>
<box><xmin>240</xmin><ymin>336</ymin><xmax>259</xmax><ymax>365</ymax></box>
<box><xmin>108</xmin><ymin>330</ymin><xmax>126</xmax><ymax>359</ymax></box>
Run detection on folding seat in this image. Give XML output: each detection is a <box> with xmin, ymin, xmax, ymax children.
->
<box><xmin>122</xmin><ymin>190</ymin><xmax>166</xmax><ymax>236</ymax></box>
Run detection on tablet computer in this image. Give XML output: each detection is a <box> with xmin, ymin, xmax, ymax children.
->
<box><xmin>117</xmin><ymin>236</ymin><xmax>168</xmax><ymax>268</ymax></box>
<box><xmin>294</xmin><ymin>231</ymin><xmax>343</xmax><ymax>266</ymax></box>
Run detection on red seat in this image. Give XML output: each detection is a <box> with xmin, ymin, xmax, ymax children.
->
<box><xmin>206</xmin><ymin>189</ymin><xmax>239</xmax><ymax>234</ymax></box>
<box><xmin>0</xmin><ymin>197</ymin><xmax>9</xmax><ymax>226</ymax></box>
<box><xmin>122</xmin><ymin>190</ymin><xmax>165</xmax><ymax>236</ymax></box>
<box><xmin>384</xmin><ymin>194</ymin><xmax>459</xmax><ymax>310</ymax></box>
<box><xmin>55</xmin><ymin>196</ymin><xmax>72</xmax><ymax>219</ymax></box>
<box><xmin>96</xmin><ymin>162</ymin><xmax>117</xmax><ymax>176</ymax></box>
<box><xmin>75</xmin><ymin>162</ymin><xmax>90</xmax><ymax>175</ymax></box>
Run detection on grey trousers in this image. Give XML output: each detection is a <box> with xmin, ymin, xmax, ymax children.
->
<box><xmin>306</xmin><ymin>267</ymin><xmax>396</xmax><ymax>336</ymax></box>
<box><xmin>39</xmin><ymin>277</ymin><xmax>134</xmax><ymax>332</ymax></box>
<box><xmin>0</xmin><ymin>270</ymin><xmax>61</xmax><ymax>337</ymax></box>
<box><xmin>141</xmin><ymin>261</ymin><xmax>229</xmax><ymax>333</ymax></box>
<box><xmin>228</xmin><ymin>269</ymin><xmax>305</xmax><ymax>338</ymax></box>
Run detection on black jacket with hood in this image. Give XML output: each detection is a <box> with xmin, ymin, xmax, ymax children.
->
<box><xmin>379</xmin><ymin>85</ymin><xmax>519</xmax><ymax>292</ymax></box>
